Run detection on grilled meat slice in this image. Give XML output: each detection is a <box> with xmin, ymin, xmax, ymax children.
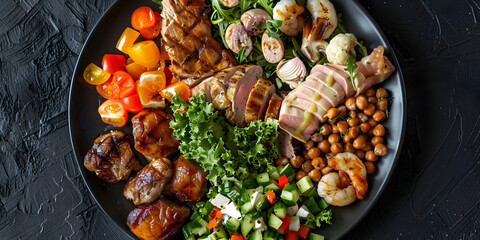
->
<box><xmin>279</xmin><ymin>100</ymin><xmax>320</xmax><ymax>142</ymax></box>
<box><xmin>132</xmin><ymin>109</ymin><xmax>179</xmax><ymax>161</ymax></box>
<box><xmin>161</xmin><ymin>0</ymin><xmax>236</xmax><ymax>87</ymax></box>
<box><xmin>127</xmin><ymin>198</ymin><xmax>190</xmax><ymax>240</ymax></box>
<box><xmin>245</xmin><ymin>78</ymin><xmax>276</xmax><ymax>123</ymax></box>
<box><xmin>311</xmin><ymin>64</ymin><xmax>355</xmax><ymax>97</ymax></box>
<box><xmin>124</xmin><ymin>158</ymin><xmax>173</xmax><ymax>205</ymax></box>
<box><xmin>265</xmin><ymin>93</ymin><xmax>283</xmax><ymax>121</ymax></box>
<box><xmin>164</xmin><ymin>155</ymin><xmax>207</xmax><ymax>202</ymax></box>
<box><xmin>84</xmin><ymin>130</ymin><xmax>141</xmax><ymax>183</ymax></box>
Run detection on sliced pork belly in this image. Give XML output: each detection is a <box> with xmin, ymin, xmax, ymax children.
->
<box><xmin>302</xmin><ymin>79</ymin><xmax>342</xmax><ymax>107</ymax></box>
<box><xmin>288</xmin><ymin>92</ymin><xmax>328</xmax><ymax>123</ymax></box>
<box><xmin>326</xmin><ymin>63</ymin><xmax>367</xmax><ymax>96</ymax></box>
<box><xmin>311</xmin><ymin>65</ymin><xmax>356</xmax><ymax>97</ymax></box>
<box><xmin>293</xmin><ymin>86</ymin><xmax>333</xmax><ymax>115</ymax></box>
<box><xmin>265</xmin><ymin>93</ymin><xmax>283</xmax><ymax>121</ymax></box>
<box><xmin>279</xmin><ymin>105</ymin><xmax>320</xmax><ymax>142</ymax></box>
<box><xmin>307</xmin><ymin>71</ymin><xmax>346</xmax><ymax>103</ymax></box>
<box><xmin>245</xmin><ymin>78</ymin><xmax>276</xmax><ymax>123</ymax></box>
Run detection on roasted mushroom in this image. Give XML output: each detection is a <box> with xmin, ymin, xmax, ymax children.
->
<box><xmin>301</xmin><ymin>18</ymin><xmax>330</xmax><ymax>63</ymax></box>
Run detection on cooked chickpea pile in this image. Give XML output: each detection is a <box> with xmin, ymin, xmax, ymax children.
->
<box><xmin>275</xmin><ymin>87</ymin><xmax>390</xmax><ymax>182</ymax></box>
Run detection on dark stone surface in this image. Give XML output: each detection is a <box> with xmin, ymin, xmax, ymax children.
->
<box><xmin>0</xmin><ymin>0</ymin><xmax>479</xmax><ymax>239</ymax></box>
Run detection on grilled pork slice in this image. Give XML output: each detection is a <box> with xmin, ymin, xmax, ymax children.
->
<box><xmin>278</xmin><ymin>129</ymin><xmax>295</xmax><ymax>159</ymax></box>
<box><xmin>293</xmin><ymin>86</ymin><xmax>332</xmax><ymax>117</ymax></box>
<box><xmin>279</xmin><ymin>103</ymin><xmax>320</xmax><ymax>142</ymax></box>
<box><xmin>265</xmin><ymin>93</ymin><xmax>283</xmax><ymax>121</ymax></box>
<box><xmin>132</xmin><ymin>109</ymin><xmax>179</xmax><ymax>161</ymax></box>
<box><xmin>191</xmin><ymin>66</ymin><xmax>239</xmax><ymax>109</ymax></box>
<box><xmin>84</xmin><ymin>130</ymin><xmax>141</xmax><ymax>183</ymax></box>
<box><xmin>245</xmin><ymin>78</ymin><xmax>276</xmax><ymax>123</ymax></box>
<box><xmin>288</xmin><ymin>96</ymin><xmax>328</xmax><ymax>123</ymax></box>
<box><xmin>164</xmin><ymin>155</ymin><xmax>207</xmax><ymax>202</ymax></box>
<box><xmin>124</xmin><ymin>158</ymin><xmax>173</xmax><ymax>205</ymax></box>
<box><xmin>161</xmin><ymin>0</ymin><xmax>236</xmax><ymax>86</ymax></box>
<box><xmin>307</xmin><ymin>71</ymin><xmax>346</xmax><ymax>102</ymax></box>
<box><xmin>311</xmin><ymin>64</ymin><xmax>355</xmax><ymax>97</ymax></box>
<box><xmin>127</xmin><ymin>197</ymin><xmax>190</xmax><ymax>240</ymax></box>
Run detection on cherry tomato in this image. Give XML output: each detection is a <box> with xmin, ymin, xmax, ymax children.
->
<box><xmin>140</xmin><ymin>12</ymin><xmax>161</xmax><ymax>39</ymax></box>
<box><xmin>96</xmin><ymin>78</ymin><xmax>114</xmax><ymax>99</ymax></box>
<box><xmin>131</xmin><ymin>6</ymin><xmax>155</xmax><ymax>30</ymax></box>
<box><xmin>126</xmin><ymin>61</ymin><xmax>147</xmax><ymax>80</ymax></box>
<box><xmin>111</xmin><ymin>71</ymin><xmax>136</xmax><ymax>99</ymax></box>
<box><xmin>122</xmin><ymin>94</ymin><xmax>144</xmax><ymax>113</ymax></box>
<box><xmin>98</xmin><ymin>99</ymin><xmax>128</xmax><ymax>127</ymax></box>
<box><xmin>127</xmin><ymin>40</ymin><xmax>161</xmax><ymax>68</ymax></box>
<box><xmin>137</xmin><ymin>70</ymin><xmax>167</xmax><ymax>105</ymax></box>
<box><xmin>102</xmin><ymin>54</ymin><xmax>127</xmax><ymax>75</ymax></box>
<box><xmin>116</xmin><ymin>27</ymin><xmax>140</xmax><ymax>54</ymax></box>
<box><xmin>83</xmin><ymin>63</ymin><xmax>110</xmax><ymax>85</ymax></box>
<box><xmin>160</xmin><ymin>81</ymin><xmax>190</xmax><ymax>102</ymax></box>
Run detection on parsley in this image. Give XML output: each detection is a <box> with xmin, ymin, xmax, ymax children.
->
<box><xmin>356</xmin><ymin>41</ymin><xmax>368</xmax><ymax>57</ymax></box>
<box><xmin>346</xmin><ymin>55</ymin><xmax>359</xmax><ymax>91</ymax></box>
<box><xmin>259</xmin><ymin>20</ymin><xmax>283</xmax><ymax>38</ymax></box>
<box><xmin>331</xmin><ymin>110</ymin><xmax>343</xmax><ymax>121</ymax></box>
<box><xmin>151</xmin><ymin>0</ymin><xmax>163</xmax><ymax>10</ymax></box>
<box><xmin>254</xmin><ymin>0</ymin><xmax>274</xmax><ymax>16</ymax></box>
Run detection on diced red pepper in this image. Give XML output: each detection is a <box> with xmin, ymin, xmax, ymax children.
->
<box><xmin>280</xmin><ymin>216</ymin><xmax>291</xmax><ymax>231</ymax></box>
<box><xmin>208</xmin><ymin>218</ymin><xmax>218</xmax><ymax>229</ymax></box>
<box><xmin>230</xmin><ymin>235</ymin><xmax>246</xmax><ymax>240</ymax></box>
<box><xmin>209</xmin><ymin>207</ymin><xmax>221</xmax><ymax>219</ymax></box>
<box><xmin>298</xmin><ymin>225</ymin><xmax>311</xmax><ymax>239</ymax></box>
<box><xmin>286</xmin><ymin>230</ymin><xmax>299</xmax><ymax>240</ymax></box>
<box><xmin>215</xmin><ymin>210</ymin><xmax>223</xmax><ymax>220</ymax></box>
<box><xmin>265</xmin><ymin>190</ymin><xmax>278</xmax><ymax>204</ymax></box>
<box><xmin>278</xmin><ymin>175</ymin><xmax>289</xmax><ymax>189</ymax></box>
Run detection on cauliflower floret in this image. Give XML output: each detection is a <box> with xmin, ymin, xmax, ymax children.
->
<box><xmin>325</xmin><ymin>33</ymin><xmax>358</xmax><ymax>65</ymax></box>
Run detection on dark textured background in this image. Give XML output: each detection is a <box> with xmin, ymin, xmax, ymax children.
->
<box><xmin>0</xmin><ymin>0</ymin><xmax>479</xmax><ymax>239</ymax></box>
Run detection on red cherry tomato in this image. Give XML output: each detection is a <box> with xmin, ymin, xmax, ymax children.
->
<box><xmin>131</xmin><ymin>6</ymin><xmax>155</xmax><ymax>30</ymax></box>
<box><xmin>102</xmin><ymin>54</ymin><xmax>127</xmax><ymax>75</ymax></box>
<box><xmin>111</xmin><ymin>71</ymin><xmax>136</xmax><ymax>99</ymax></box>
<box><xmin>140</xmin><ymin>12</ymin><xmax>161</xmax><ymax>39</ymax></box>
<box><xmin>122</xmin><ymin>94</ymin><xmax>144</xmax><ymax>113</ymax></box>
<box><xmin>98</xmin><ymin>99</ymin><xmax>128</xmax><ymax>127</ymax></box>
<box><xmin>96</xmin><ymin>78</ymin><xmax>114</xmax><ymax>99</ymax></box>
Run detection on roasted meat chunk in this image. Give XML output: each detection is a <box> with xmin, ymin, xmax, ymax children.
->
<box><xmin>84</xmin><ymin>130</ymin><xmax>141</xmax><ymax>183</ymax></box>
<box><xmin>127</xmin><ymin>198</ymin><xmax>190</xmax><ymax>240</ymax></box>
<box><xmin>132</xmin><ymin>109</ymin><xmax>179</xmax><ymax>161</ymax></box>
<box><xmin>164</xmin><ymin>155</ymin><xmax>207</xmax><ymax>202</ymax></box>
<box><xmin>245</xmin><ymin>78</ymin><xmax>275</xmax><ymax>123</ymax></box>
<box><xmin>124</xmin><ymin>158</ymin><xmax>173</xmax><ymax>205</ymax></box>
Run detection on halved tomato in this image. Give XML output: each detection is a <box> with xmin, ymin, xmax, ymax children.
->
<box><xmin>98</xmin><ymin>99</ymin><xmax>128</xmax><ymax>127</ymax></box>
<box><xmin>127</xmin><ymin>40</ymin><xmax>161</xmax><ymax>68</ymax></box>
<box><xmin>102</xmin><ymin>54</ymin><xmax>127</xmax><ymax>74</ymax></box>
<box><xmin>126</xmin><ymin>61</ymin><xmax>148</xmax><ymax>80</ymax></box>
<box><xmin>140</xmin><ymin>12</ymin><xmax>161</xmax><ymax>39</ymax></box>
<box><xmin>96</xmin><ymin>78</ymin><xmax>114</xmax><ymax>99</ymax></box>
<box><xmin>83</xmin><ymin>63</ymin><xmax>111</xmax><ymax>85</ymax></box>
<box><xmin>116</xmin><ymin>27</ymin><xmax>140</xmax><ymax>54</ymax></box>
<box><xmin>111</xmin><ymin>71</ymin><xmax>136</xmax><ymax>99</ymax></box>
<box><xmin>137</xmin><ymin>70</ymin><xmax>167</xmax><ymax>108</ymax></box>
<box><xmin>122</xmin><ymin>94</ymin><xmax>143</xmax><ymax>113</ymax></box>
<box><xmin>131</xmin><ymin>6</ymin><xmax>155</xmax><ymax>30</ymax></box>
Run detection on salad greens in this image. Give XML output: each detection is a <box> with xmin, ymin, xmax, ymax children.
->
<box><xmin>170</xmin><ymin>93</ymin><xmax>280</xmax><ymax>193</ymax></box>
<box><xmin>346</xmin><ymin>55</ymin><xmax>359</xmax><ymax>91</ymax></box>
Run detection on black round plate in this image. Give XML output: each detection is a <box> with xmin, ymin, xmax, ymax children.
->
<box><xmin>68</xmin><ymin>0</ymin><xmax>406</xmax><ymax>239</ymax></box>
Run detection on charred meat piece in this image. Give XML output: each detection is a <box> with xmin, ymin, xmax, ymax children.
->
<box><xmin>164</xmin><ymin>155</ymin><xmax>207</xmax><ymax>202</ymax></box>
<box><xmin>127</xmin><ymin>197</ymin><xmax>190</xmax><ymax>240</ymax></box>
<box><xmin>124</xmin><ymin>158</ymin><xmax>173</xmax><ymax>205</ymax></box>
<box><xmin>132</xmin><ymin>109</ymin><xmax>179</xmax><ymax>161</ymax></box>
<box><xmin>245</xmin><ymin>78</ymin><xmax>276</xmax><ymax>123</ymax></box>
<box><xmin>161</xmin><ymin>0</ymin><xmax>236</xmax><ymax>87</ymax></box>
<box><xmin>84</xmin><ymin>130</ymin><xmax>141</xmax><ymax>183</ymax></box>
<box><xmin>264</xmin><ymin>93</ymin><xmax>283</xmax><ymax>121</ymax></box>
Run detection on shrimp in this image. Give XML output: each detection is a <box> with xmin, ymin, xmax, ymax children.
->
<box><xmin>273</xmin><ymin>0</ymin><xmax>305</xmax><ymax>36</ymax></box>
<box><xmin>317</xmin><ymin>172</ymin><xmax>356</xmax><ymax>206</ymax></box>
<box><xmin>306</xmin><ymin>0</ymin><xmax>338</xmax><ymax>39</ymax></box>
<box><xmin>328</xmin><ymin>152</ymin><xmax>368</xmax><ymax>199</ymax></box>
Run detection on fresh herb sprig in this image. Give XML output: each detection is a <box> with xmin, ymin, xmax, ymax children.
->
<box><xmin>346</xmin><ymin>55</ymin><xmax>359</xmax><ymax>91</ymax></box>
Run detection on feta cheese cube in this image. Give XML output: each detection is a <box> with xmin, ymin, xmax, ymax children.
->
<box><xmin>296</xmin><ymin>205</ymin><xmax>311</xmax><ymax>218</ymax></box>
<box><xmin>288</xmin><ymin>216</ymin><xmax>300</xmax><ymax>231</ymax></box>
<box><xmin>250</xmin><ymin>192</ymin><xmax>262</xmax><ymax>206</ymax></box>
<box><xmin>210</xmin><ymin>194</ymin><xmax>231</xmax><ymax>209</ymax></box>
<box><xmin>254</xmin><ymin>217</ymin><xmax>267</xmax><ymax>231</ymax></box>
<box><xmin>221</xmin><ymin>202</ymin><xmax>242</xmax><ymax>219</ymax></box>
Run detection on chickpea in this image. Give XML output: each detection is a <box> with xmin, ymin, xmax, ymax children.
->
<box><xmin>362</xmin><ymin>142</ymin><xmax>372</xmax><ymax>152</ymax></box>
<box><xmin>368</xmin><ymin>118</ymin><xmax>378</xmax><ymax>128</ymax></box>
<box><xmin>353</xmin><ymin>136</ymin><xmax>367</xmax><ymax>149</ymax></box>
<box><xmin>355</xmin><ymin>150</ymin><xmax>365</xmax><ymax>159</ymax></box>
<box><xmin>374</xmin><ymin>143</ymin><xmax>388</xmax><ymax>156</ymax></box>
<box><xmin>358</xmin><ymin>112</ymin><xmax>368</xmax><ymax>123</ymax></box>
<box><xmin>365</xmin><ymin>150</ymin><xmax>378</xmax><ymax>162</ymax></box>
<box><xmin>373</xmin><ymin>110</ymin><xmax>386</xmax><ymax>122</ymax></box>
<box><xmin>325</xmin><ymin>152</ymin><xmax>335</xmax><ymax>159</ymax></box>
<box><xmin>295</xmin><ymin>170</ymin><xmax>308</xmax><ymax>181</ymax></box>
<box><xmin>364</xmin><ymin>104</ymin><xmax>376</xmax><ymax>116</ymax></box>
<box><xmin>303</xmin><ymin>150</ymin><xmax>309</xmax><ymax>160</ymax></box>
<box><xmin>320</xmin><ymin>124</ymin><xmax>332</xmax><ymax>135</ymax></box>
<box><xmin>302</xmin><ymin>160</ymin><xmax>314</xmax><ymax>173</ymax></box>
<box><xmin>337</xmin><ymin>121</ymin><xmax>349</xmax><ymax>134</ymax></box>
<box><xmin>370</xmin><ymin>136</ymin><xmax>384</xmax><ymax>146</ymax></box>
<box><xmin>364</xmin><ymin>161</ymin><xmax>375</xmax><ymax>174</ymax></box>
<box><xmin>326</xmin><ymin>108</ymin><xmax>339</xmax><ymax>119</ymax></box>
<box><xmin>342</xmin><ymin>134</ymin><xmax>351</xmax><ymax>143</ymax></box>
<box><xmin>356</xmin><ymin>95</ymin><xmax>368</xmax><ymax>110</ymax></box>
<box><xmin>365</xmin><ymin>88</ymin><xmax>375</xmax><ymax>97</ymax></box>
<box><xmin>318</xmin><ymin>140</ymin><xmax>331</xmax><ymax>153</ymax></box>
<box><xmin>321</xmin><ymin>166</ymin><xmax>333</xmax><ymax>175</ymax></box>
<box><xmin>376</xmin><ymin>88</ymin><xmax>388</xmax><ymax>99</ymax></box>
<box><xmin>328</xmin><ymin>134</ymin><xmax>341</xmax><ymax>144</ymax></box>
<box><xmin>348</xmin><ymin>110</ymin><xmax>357</xmax><ymax>119</ymax></box>
<box><xmin>304</xmin><ymin>140</ymin><xmax>315</xmax><ymax>150</ymax></box>
<box><xmin>373</xmin><ymin>124</ymin><xmax>386</xmax><ymax>137</ymax></box>
<box><xmin>330</xmin><ymin>143</ymin><xmax>344</xmax><ymax>154</ymax></box>
<box><xmin>275</xmin><ymin>157</ymin><xmax>289</xmax><ymax>166</ymax></box>
<box><xmin>348</xmin><ymin>126</ymin><xmax>359</xmax><ymax>139</ymax></box>
<box><xmin>376</xmin><ymin>100</ymin><xmax>388</xmax><ymax>111</ymax></box>
<box><xmin>359</xmin><ymin>122</ymin><xmax>370</xmax><ymax>133</ymax></box>
<box><xmin>308</xmin><ymin>169</ymin><xmax>322</xmax><ymax>182</ymax></box>
<box><xmin>338</xmin><ymin>105</ymin><xmax>347</xmax><ymax>118</ymax></box>
<box><xmin>347</xmin><ymin>118</ymin><xmax>360</xmax><ymax>127</ymax></box>
<box><xmin>311</xmin><ymin>133</ymin><xmax>323</xmax><ymax>143</ymax></box>
<box><xmin>368</xmin><ymin>96</ymin><xmax>377</xmax><ymax>104</ymax></box>
<box><xmin>290</xmin><ymin>156</ymin><xmax>304</xmax><ymax>168</ymax></box>
<box><xmin>332</xmin><ymin>124</ymin><xmax>339</xmax><ymax>134</ymax></box>
<box><xmin>345</xmin><ymin>97</ymin><xmax>356</xmax><ymax>111</ymax></box>
<box><xmin>344</xmin><ymin>142</ymin><xmax>355</xmax><ymax>153</ymax></box>
<box><xmin>307</xmin><ymin>147</ymin><xmax>321</xmax><ymax>159</ymax></box>
<box><xmin>311</xmin><ymin>157</ymin><xmax>327</xmax><ymax>170</ymax></box>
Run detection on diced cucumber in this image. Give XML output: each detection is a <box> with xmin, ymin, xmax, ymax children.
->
<box><xmin>304</xmin><ymin>197</ymin><xmax>321</xmax><ymax>215</ymax></box>
<box><xmin>191</xmin><ymin>218</ymin><xmax>209</xmax><ymax>236</ymax></box>
<box><xmin>241</xmin><ymin>215</ymin><xmax>255</xmax><ymax>238</ymax></box>
<box><xmin>297</xmin><ymin>176</ymin><xmax>314</xmax><ymax>195</ymax></box>
<box><xmin>270</xmin><ymin>170</ymin><xmax>281</xmax><ymax>180</ymax></box>
<box><xmin>249</xmin><ymin>229</ymin><xmax>263</xmax><ymax>240</ymax></box>
<box><xmin>246</xmin><ymin>211</ymin><xmax>262</xmax><ymax>220</ymax></box>
<box><xmin>186</xmin><ymin>236</ymin><xmax>195</xmax><ymax>240</ymax></box>
<box><xmin>282</xmin><ymin>183</ymin><xmax>297</xmax><ymax>192</ymax></box>
<box><xmin>273</xmin><ymin>202</ymin><xmax>287</xmax><ymax>219</ymax></box>
<box><xmin>308</xmin><ymin>187</ymin><xmax>320</xmax><ymax>199</ymax></box>
<box><xmin>318</xmin><ymin>198</ymin><xmax>329</xmax><ymax>210</ymax></box>
<box><xmin>241</xmin><ymin>202</ymin><xmax>254</xmax><ymax>214</ymax></box>
<box><xmin>287</xmin><ymin>205</ymin><xmax>299</xmax><ymax>216</ymax></box>
<box><xmin>256</xmin><ymin>172</ymin><xmax>270</xmax><ymax>186</ymax></box>
<box><xmin>255</xmin><ymin>196</ymin><xmax>269</xmax><ymax>211</ymax></box>
<box><xmin>268</xmin><ymin>214</ymin><xmax>283</xmax><ymax>230</ymax></box>
<box><xmin>227</xmin><ymin>186</ymin><xmax>242</xmax><ymax>201</ymax></box>
<box><xmin>182</xmin><ymin>222</ymin><xmax>195</xmax><ymax>238</ymax></box>
<box><xmin>279</xmin><ymin>164</ymin><xmax>295</xmax><ymax>178</ymax></box>
<box><xmin>264</xmin><ymin>183</ymin><xmax>280</xmax><ymax>195</ymax></box>
<box><xmin>309</xmin><ymin>233</ymin><xmax>325</xmax><ymax>240</ymax></box>
<box><xmin>215</xmin><ymin>228</ymin><xmax>228</xmax><ymax>238</ymax></box>
<box><xmin>263</xmin><ymin>229</ymin><xmax>279</xmax><ymax>240</ymax></box>
<box><xmin>280</xmin><ymin>184</ymin><xmax>300</xmax><ymax>206</ymax></box>
<box><xmin>225</xmin><ymin>217</ymin><xmax>241</xmax><ymax>232</ymax></box>
<box><xmin>253</xmin><ymin>217</ymin><xmax>267</xmax><ymax>231</ymax></box>
<box><xmin>288</xmin><ymin>216</ymin><xmax>300</xmax><ymax>231</ymax></box>
<box><xmin>296</xmin><ymin>205</ymin><xmax>311</xmax><ymax>218</ymax></box>
<box><xmin>250</xmin><ymin>191</ymin><xmax>263</xmax><ymax>206</ymax></box>
<box><xmin>243</xmin><ymin>178</ymin><xmax>258</xmax><ymax>189</ymax></box>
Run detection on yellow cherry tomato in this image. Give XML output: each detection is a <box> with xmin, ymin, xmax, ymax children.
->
<box><xmin>137</xmin><ymin>70</ymin><xmax>167</xmax><ymax>105</ymax></box>
<box><xmin>83</xmin><ymin>63</ymin><xmax>111</xmax><ymax>85</ymax></box>
<box><xmin>127</xmin><ymin>40</ymin><xmax>161</xmax><ymax>68</ymax></box>
<box><xmin>126</xmin><ymin>62</ymin><xmax>147</xmax><ymax>80</ymax></box>
<box><xmin>160</xmin><ymin>81</ymin><xmax>190</xmax><ymax>102</ymax></box>
<box><xmin>116</xmin><ymin>27</ymin><xmax>140</xmax><ymax>54</ymax></box>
